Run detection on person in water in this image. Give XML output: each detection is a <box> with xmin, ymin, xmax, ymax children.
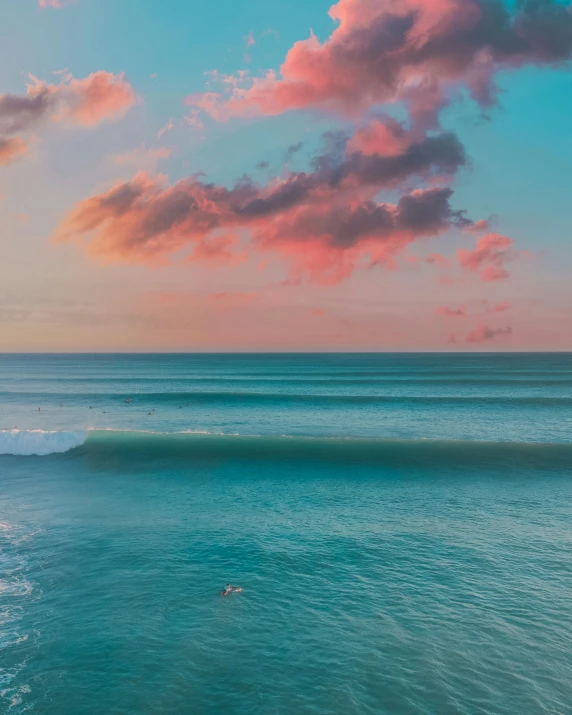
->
<box><xmin>221</xmin><ymin>584</ymin><xmax>241</xmax><ymax>596</ymax></box>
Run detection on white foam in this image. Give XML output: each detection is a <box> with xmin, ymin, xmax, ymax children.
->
<box><xmin>0</xmin><ymin>429</ymin><xmax>87</xmax><ymax>456</ymax></box>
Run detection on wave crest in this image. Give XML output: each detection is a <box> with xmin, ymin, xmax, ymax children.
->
<box><xmin>0</xmin><ymin>429</ymin><xmax>87</xmax><ymax>456</ymax></box>
<box><xmin>1</xmin><ymin>429</ymin><xmax>570</xmax><ymax>470</ymax></box>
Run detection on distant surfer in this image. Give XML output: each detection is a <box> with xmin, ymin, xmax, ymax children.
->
<box><xmin>220</xmin><ymin>583</ymin><xmax>242</xmax><ymax>596</ymax></box>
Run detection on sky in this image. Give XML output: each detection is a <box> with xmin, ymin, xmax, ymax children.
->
<box><xmin>1</xmin><ymin>0</ymin><xmax>572</xmax><ymax>351</ymax></box>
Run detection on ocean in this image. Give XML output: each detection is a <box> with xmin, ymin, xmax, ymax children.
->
<box><xmin>1</xmin><ymin>353</ymin><xmax>571</xmax><ymax>714</ymax></box>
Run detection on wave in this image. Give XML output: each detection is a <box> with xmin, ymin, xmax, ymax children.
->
<box><xmin>2</xmin><ymin>429</ymin><xmax>571</xmax><ymax>469</ymax></box>
<box><xmin>2</xmin><ymin>391</ymin><xmax>572</xmax><ymax>408</ymax></box>
<box><xmin>0</xmin><ymin>429</ymin><xmax>87</xmax><ymax>456</ymax></box>
<box><xmin>5</xmin><ymin>376</ymin><xmax>572</xmax><ymax>387</ymax></box>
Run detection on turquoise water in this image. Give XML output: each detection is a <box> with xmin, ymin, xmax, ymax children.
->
<box><xmin>1</xmin><ymin>354</ymin><xmax>572</xmax><ymax>714</ymax></box>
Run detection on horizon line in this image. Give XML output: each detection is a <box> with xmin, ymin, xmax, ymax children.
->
<box><xmin>1</xmin><ymin>350</ymin><xmax>571</xmax><ymax>356</ymax></box>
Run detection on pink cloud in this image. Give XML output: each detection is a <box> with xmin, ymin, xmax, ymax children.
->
<box><xmin>480</xmin><ymin>265</ymin><xmax>509</xmax><ymax>281</ymax></box>
<box><xmin>193</xmin><ymin>0</ymin><xmax>572</xmax><ymax>126</ymax></box>
<box><xmin>55</xmin><ymin>125</ymin><xmax>475</xmax><ymax>283</ymax></box>
<box><xmin>436</xmin><ymin>305</ymin><xmax>467</xmax><ymax>318</ymax></box>
<box><xmin>437</xmin><ymin>301</ymin><xmax>510</xmax><ymax>319</ymax></box>
<box><xmin>465</xmin><ymin>218</ymin><xmax>492</xmax><ymax>234</ymax></box>
<box><xmin>250</xmin><ymin>187</ymin><xmax>467</xmax><ymax>285</ymax></box>
<box><xmin>486</xmin><ymin>300</ymin><xmax>511</xmax><ymax>313</ymax></box>
<box><xmin>0</xmin><ymin>71</ymin><xmax>135</xmax><ymax>168</ymax></box>
<box><xmin>27</xmin><ymin>71</ymin><xmax>136</xmax><ymax>127</ymax></box>
<box><xmin>466</xmin><ymin>324</ymin><xmax>512</xmax><ymax>343</ymax></box>
<box><xmin>191</xmin><ymin>234</ymin><xmax>247</xmax><ymax>266</ymax></box>
<box><xmin>347</xmin><ymin>117</ymin><xmax>412</xmax><ymax>157</ymax></box>
<box><xmin>0</xmin><ymin>136</ymin><xmax>28</xmax><ymax>166</ymax></box>
<box><xmin>458</xmin><ymin>233</ymin><xmax>516</xmax><ymax>281</ymax></box>
<box><xmin>158</xmin><ymin>118</ymin><xmax>175</xmax><ymax>138</ymax></box>
<box><xmin>55</xmin><ymin>167</ymin><xmax>471</xmax><ymax>284</ymax></box>
<box><xmin>64</xmin><ymin>72</ymin><xmax>134</xmax><ymax>126</ymax></box>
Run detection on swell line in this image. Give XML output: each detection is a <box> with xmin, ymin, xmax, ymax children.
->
<box><xmin>2</xmin><ymin>429</ymin><xmax>570</xmax><ymax>470</ymax></box>
<box><xmin>1</xmin><ymin>391</ymin><xmax>572</xmax><ymax>407</ymax></box>
<box><xmin>69</xmin><ymin>431</ymin><xmax>572</xmax><ymax>470</ymax></box>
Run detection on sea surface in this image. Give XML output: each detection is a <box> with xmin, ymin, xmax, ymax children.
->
<box><xmin>1</xmin><ymin>353</ymin><xmax>571</xmax><ymax>714</ymax></box>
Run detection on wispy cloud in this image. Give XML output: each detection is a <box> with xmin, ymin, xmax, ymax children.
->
<box><xmin>466</xmin><ymin>324</ymin><xmax>512</xmax><ymax>343</ymax></box>
<box><xmin>0</xmin><ymin>71</ymin><xmax>135</xmax><ymax>168</ymax></box>
<box><xmin>436</xmin><ymin>305</ymin><xmax>467</xmax><ymax>318</ymax></box>
<box><xmin>458</xmin><ymin>234</ymin><xmax>517</xmax><ymax>282</ymax></box>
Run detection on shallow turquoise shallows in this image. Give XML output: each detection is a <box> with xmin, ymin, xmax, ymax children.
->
<box><xmin>1</xmin><ymin>353</ymin><xmax>571</xmax><ymax>714</ymax></box>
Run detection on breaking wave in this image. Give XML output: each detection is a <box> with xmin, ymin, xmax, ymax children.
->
<box><xmin>0</xmin><ymin>429</ymin><xmax>88</xmax><ymax>456</ymax></box>
<box><xmin>1</xmin><ymin>429</ymin><xmax>571</xmax><ymax>470</ymax></box>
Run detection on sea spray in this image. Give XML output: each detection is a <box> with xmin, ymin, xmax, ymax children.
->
<box><xmin>0</xmin><ymin>430</ymin><xmax>87</xmax><ymax>456</ymax></box>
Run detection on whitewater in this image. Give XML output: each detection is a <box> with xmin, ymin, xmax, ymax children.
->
<box><xmin>1</xmin><ymin>353</ymin><xmax>571</xmax><ymax>714</ymax></box>
<box><xmin>0</xmin><ymin>429</ymin><xmax>87</xmax><ymax>456</ymax></box>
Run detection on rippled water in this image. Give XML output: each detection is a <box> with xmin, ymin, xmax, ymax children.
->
<box><xmin>1</xmin><ymin>354</ymin><xmax>571</xmax><ymax>714</ymax></box>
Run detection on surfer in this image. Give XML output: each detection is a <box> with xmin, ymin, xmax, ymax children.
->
<box><xmin>220</xmin><ymin>584</ymin><xmax>241</xmax><ymax>596</ymax></box>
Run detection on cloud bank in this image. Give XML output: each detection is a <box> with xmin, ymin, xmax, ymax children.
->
<box><xmin>57</xmin><ymin>0</ymin><xmax>572</xmax><ymax>297</ymax></box>
<box><xmin>56</xmin><ymin>127</ymin><xmax>477</xmax><ymax>283</ymax></box>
